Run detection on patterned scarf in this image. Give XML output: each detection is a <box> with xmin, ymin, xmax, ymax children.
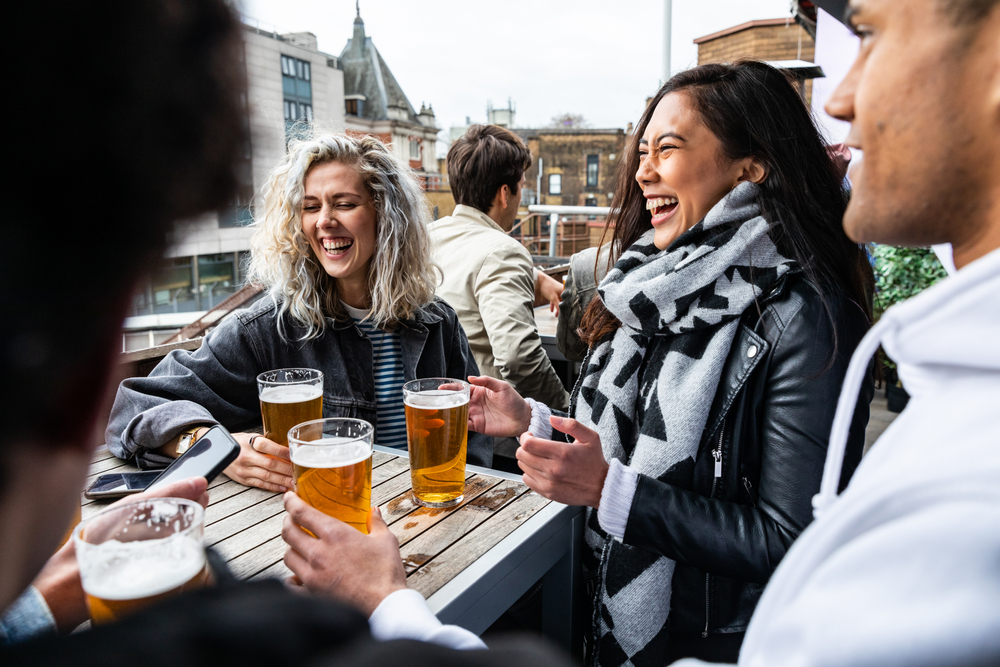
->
<box><xmin>574</xmin><ymin>183</ymin><xmax>793</xmax><ymax>667</ymax></box>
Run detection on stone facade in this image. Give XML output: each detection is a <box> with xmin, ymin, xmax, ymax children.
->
<box><xmin>340</xmin><ymin>13</ymin><xmax>439</xmax><ymax>174</ymax></box>
<box><xmin>694</xmin><ymin>18</ymin><xmax>816</xmax><ymax>104</ymax></box>
<box><xmin>517</xmin><ymin>128</ymin><xmax>627</xmax><ymax>209</ymax></box>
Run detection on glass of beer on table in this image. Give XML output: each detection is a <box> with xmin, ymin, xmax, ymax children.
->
<box><xmin>257</xmin><ymin>368</ymin><xmax>324</xmax><ymax>446</ymax></box>
<box><xmin>403</xmin><ymin>378</ymin><xmax>469</xmax><ymax>508</ymax></box>
<box><xmin>288</xmin><ymin>418</ymin><xmax>374</xmax><ymax>534</ymax></box>
<box><xmin>73</xmin><ymin>498</ymin><xmax>207</xmax><ymax>625</ymax></box>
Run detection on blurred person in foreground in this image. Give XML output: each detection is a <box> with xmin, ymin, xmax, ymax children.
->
<box><xmin>429</xmin><ymin>125</ymin><xmax>570</xmax><ymax>415</ymax></box>
<box><xmin>106</xmin><ymin>131</ymin><xmax>492</xmax><ymax>490</ymax></box>
<box><xmin>676</xmin><ymin>1</ymin><xmax>1000</xmax><ymax>665</ymax></box>
<box><xmin>0</xmin><ymin>2</ymin><xmax>566</xmax><ymax>665</ymax></box>
<box><xmin>467</xmin><ymin>61</ymin><xmax>875</xmax><ymax>664</ymax></box>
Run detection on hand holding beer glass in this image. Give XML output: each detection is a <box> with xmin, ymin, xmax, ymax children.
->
<box><xmin>73</xmin><ymin>498</ymin><xmax>208</xmax><ymax>624</ymax></box>
<box><xmin>288</xmin><ymin>418</ymin><xmax>374</xmax><ymax>534</ymax></box>
<box><xmin>403</xmin><ymin>378</ymin><xmax>470</xmax><ymax>508</ymax></box>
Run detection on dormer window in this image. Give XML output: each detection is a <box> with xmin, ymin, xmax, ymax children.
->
<box><xmin>345</xmin><ymin>94</ymin><xmax>366</xmax><ymax>117</ymax></box>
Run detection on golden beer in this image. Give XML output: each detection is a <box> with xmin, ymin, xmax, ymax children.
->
<box><xmin>259</xmin><ymin>384</ymin><xmax>323</xmax><ymax>446</ymax></box>
<box><xmin>403</xmin><ymin>380</ymin><xmax>470</xmax><ymax>508</ymax></box>
<box><xmin>288</xmin><ymin>419</ymin><xmax>375</xmax><ymax>535</ymax></box>
<box><xmin>74</xmin><ymin>498</ymin><xmax>206</xmax><ymax>625</ymax></box>
<box><xmin>292</xmin><ymin>439</ymin><xmax>372</xmax><ymax>534</ymax></box>
<box><xmin>84</xmin><ymin>543</ymin><xmax>208</xmax><ymax>625</ymax></box>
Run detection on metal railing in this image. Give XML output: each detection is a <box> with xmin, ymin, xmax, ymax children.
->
<box><xmin>511</xmin><ymin>205</ymin><xmax>613</xmax><ymax>257</ymax></box>
<box><xmin>416</xmin><ymin>172</ymin><xmax>448</xmax><ymax>192</ymax></box>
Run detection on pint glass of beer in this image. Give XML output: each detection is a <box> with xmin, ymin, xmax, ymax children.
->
<box><xmin>288</xmin><ymin>418</ymin><xmax>374</xmax><ymax>534</ymax></box>
<box><xmin>73</xmin><ymin>498</ymin><xmax>207</xmax><ymax>625</ymax></box>
<box><xmin>403</xmin><ymin>378</ymin><xmax>469</xmax><ymax>508</ymax></box>
<box><xmin>257</xmin><ymin>368</ymin><xmax>324</xmax><ymax>446</ymax></box>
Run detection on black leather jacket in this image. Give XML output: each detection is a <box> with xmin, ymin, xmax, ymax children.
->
<box><xmin>588</xmin><ymin>273</ymin><xmax>873</xmax><ymax>645</ymax></box>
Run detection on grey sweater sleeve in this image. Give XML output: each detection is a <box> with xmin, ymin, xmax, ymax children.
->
<box><xmin>105</xmin><ymin>313</ymin><xmax>264</xmax><ymax>461</ymax></box>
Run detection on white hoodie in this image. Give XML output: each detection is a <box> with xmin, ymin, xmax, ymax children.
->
<box><xmin>676</xmin><ymin>246</ymin><xmax>1000</xmax><ymax>667</ymax></box>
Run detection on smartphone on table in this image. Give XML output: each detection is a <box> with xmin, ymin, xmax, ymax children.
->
<box><xmin>85</xmin><ymin>425</ymin><xmax>240</xmax><ymax>500</ymax></box>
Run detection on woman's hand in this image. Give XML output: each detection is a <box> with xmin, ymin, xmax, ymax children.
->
<box><xmin>517</xmin><ymin>416</ymin><xmax>609</xmax><ymax>509</ymax></box>
<box><xmin>467</xmin><ymin>375</ymin><xmax>532</xmax><ymax>438</ymax></box>
<box><xmin>282</xmin><ymin>494</ymin><xmax>406</xmax><ymax>616</ymax></box>
<box><xmin>224</xmin><ymin>433</ymin><xmax>293</xmax><ymax>493</ymax></box>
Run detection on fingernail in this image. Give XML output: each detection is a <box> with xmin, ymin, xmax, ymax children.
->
<box><xmin>550</xmin><ymin>415</ymin><xmax>564</xmax><ymax>425</ymax></box>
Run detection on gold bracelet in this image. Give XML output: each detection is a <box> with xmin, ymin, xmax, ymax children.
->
<box><xmin>176</xmin><ymin>426</ymin><xmax>208</xmax><ymax>456</ymax></box>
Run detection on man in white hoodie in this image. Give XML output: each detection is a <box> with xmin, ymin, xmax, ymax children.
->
<box><xmin>676</xmin><ymin>1</ymin><xmax>1000</xmax><ymax>665</ymax></box>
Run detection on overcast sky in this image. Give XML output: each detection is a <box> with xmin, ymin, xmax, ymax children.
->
<box><xmin>241</xmin><ymin>0</ymin><xmax>792</xmax><ymax>151</ymax></box>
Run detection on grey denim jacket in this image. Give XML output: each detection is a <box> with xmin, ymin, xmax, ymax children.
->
<box><xmin>106</xmin><ymin>296</ymin><xmax>492</xmax><ymax>468</ymax></box>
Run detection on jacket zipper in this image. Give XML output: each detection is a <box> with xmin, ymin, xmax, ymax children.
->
<box><xmin>704</xmin><ymin>424</ymin><xmax>724</xmax><ymax>638</ymax></box>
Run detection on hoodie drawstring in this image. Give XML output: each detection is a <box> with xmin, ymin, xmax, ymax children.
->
<box><xmin>812</xmin><ymin>317</ymin><xmax>891</xmax><ymax>520</ymax></box>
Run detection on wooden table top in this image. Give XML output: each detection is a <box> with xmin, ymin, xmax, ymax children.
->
<box><xmin>534</xmin><ymin>305</ymin><xmax>558</xmax><ymax>339</ymax></box>
<box><xmin>82</xmin><ymin>447</ymin><xmax>551</xmax><ymax>599</ymax></box>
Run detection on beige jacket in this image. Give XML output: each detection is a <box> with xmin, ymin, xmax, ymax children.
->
<box><xmin>428</xmin><ymin>205</ymin><xmax>569</xmax><ymax>411</ymax></box>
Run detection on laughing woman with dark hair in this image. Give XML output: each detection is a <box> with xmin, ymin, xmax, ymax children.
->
<box><xmin>467</xmin><ymin>61</ymin><xmax>875</xmax><ymax>664</ymax></box>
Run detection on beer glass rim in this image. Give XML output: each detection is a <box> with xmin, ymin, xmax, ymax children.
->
<box><xmin>256</xmin><ymin>368</ymin><xmax>324</xmax><ymax>385</ymax></box>
<box><xmin>287</xmin><ymin>417</ymin><xmax>375</xmax><ymax>449</ymax></box>
<box><xmin>73</xmin><ymin>497</ymin><xmax>205</xmax><ymax>548</ymax></box>
<box><xmin>402</xmin><ymin>377</ymin><xmax>470</xmax><ymax>393</ymax></box>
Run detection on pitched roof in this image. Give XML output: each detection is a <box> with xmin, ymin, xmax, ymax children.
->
<box><xmin>339</xmin><ymin>15</ymin><xmax>419</xmax><ymax>123</ymax></box>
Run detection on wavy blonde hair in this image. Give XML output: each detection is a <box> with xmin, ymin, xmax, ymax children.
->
<box><xmin>248</xmin><ymin>132</ymin><xmax>439</xmax><ymax>340</ymax></box>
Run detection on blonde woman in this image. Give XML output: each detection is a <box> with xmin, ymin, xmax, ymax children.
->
<box><xmin>107</xmin><ymin>133</ymin><xmax>491</xmax><ymax>491</ymax></box>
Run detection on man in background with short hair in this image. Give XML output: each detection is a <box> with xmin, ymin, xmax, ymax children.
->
<box><xmin>430</xmin><ymin>125</ymin><xmax>570</xmax><ymax>423</ymax></box>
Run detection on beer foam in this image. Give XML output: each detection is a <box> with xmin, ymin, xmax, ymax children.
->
<box><xmin>259</xmin><ymin>384</ymin><xmax>323</xmax><ymax>404</ymax></box>
<box><xmin>290</xmin><ymin>437</ymin><xmax>370</xmax><ymax>468</ymax></box>
<box><xmin>403</xmin><ymin>389</ymin><xmax>469</xmax><ymax>410</ymax></box>
<box><xmin>80</xmin><ymin>533</ymin><xmax>205</xmax><ymax>601</ymax></box>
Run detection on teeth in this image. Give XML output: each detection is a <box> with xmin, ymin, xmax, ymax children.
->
<box><xmin>646</xmin><ymin>197</ymin><xmax>678</xmax><ymax>211</ymax></box>
<box><xmin>322</xmin><ymin>239</ymin><xmax>353</xmax><ymax>252</ymax></box>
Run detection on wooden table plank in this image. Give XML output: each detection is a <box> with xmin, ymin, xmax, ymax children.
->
<box><xmin>372</xmin><ymin>457</ymin><xmax>410</xmax><ymax>484</ymax></box>
<box><xmin>205</xmin><ymin>485</ymin><xmax>275</xmax><ymax>524</ymax></box>
<box><xmin>205</xmin><ymin>494</ymin><xmax>285</xmax><ymax>547</ymax></box>
<box><xmin>86</xmin><ymin>458</ymin><xmax>130</xmax><ymax>478</ymax></box>
<box><xmin>213</xmin><ymin>512</ymin><xmax>285</xmax><ymax>562</ymax></box>
<box><xmin>389</xmin><ymin>475</ymin><xmax>503</xmax><ymax>547</ymax></box>
<box><xmin>406</xmin><ymin>490</ymin><xmax>550</xmax><ymax>597</ymax></box>
<box><xmin>400</xmin><ymin>480</ymin><xmax>529</xmax><ymax>574</ymax></box>
<box><xmin>226</xmin><ymin>534</ymin><xmax>286</xmax><ymax>580</ymax></box>
<box><xmin>251</xmin><ymin>559</ymin><xmax>293</xmax><ymax>582</ymax></box>
<box><xmin>371</xmin><ymin>470</ymin><xmax>413</xmax><ymax>507</ymax></box>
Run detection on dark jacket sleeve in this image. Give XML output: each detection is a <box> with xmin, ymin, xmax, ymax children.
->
<box><xmin>623</xmin><ymin>291</ymin><xmax>873</xmax><ymax>583</ymax></box>
<box><xmin>0</xmin><ymin>581</ymin><xmax>573</xmax><ymax>667</ymax></box>
<box><xmin>105</xmin><ymin>312</ymin><xmax>263</xmax><ymax>462</ymax></box>
<box><xmin>439</xmin><ymin>302</ymin><xmax>492</xmax><ymax>468</ymax></box>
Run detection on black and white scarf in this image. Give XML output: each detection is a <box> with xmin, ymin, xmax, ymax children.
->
<box><xmin>575</xmin><ymin>183</ymin><xmax>793</xmax><ymax>666</ymax></box>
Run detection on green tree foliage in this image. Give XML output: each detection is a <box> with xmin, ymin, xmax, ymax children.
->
<box><xmin>873</xmin><ymin>245</ymin><xmax>948</xmax><ymax>320</ymax></box>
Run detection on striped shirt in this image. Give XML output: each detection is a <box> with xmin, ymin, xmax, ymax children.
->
<box><xmin>342</xmin><ymin>303</ymin><xmax>408</xmax><ymax>449</ymax></box>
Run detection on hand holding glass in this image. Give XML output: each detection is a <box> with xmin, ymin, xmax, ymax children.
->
<box><xmin>73</xmin><ymin>498</ymin><xmax>207</xmax><ymax>624</ymax></box>
<box><xmin>288</xmin><ymin>418</ymin><xmax>374</xmax><ymax>534</ymax></box>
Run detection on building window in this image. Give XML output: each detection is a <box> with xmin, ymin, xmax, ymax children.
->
<box><xmin>345</xmin><ymin>98</ymin><xmax>358</xmax><ymax>115</ymax></box>
<box><xmin>548</xmin><ymin>173</ymin><xmax>562</xmax><ymax>195</ymax></box>
<box><xmin>586</xmin><ymin>154</ymin><xmax>599</xmax><ymax>187</ymax></box>
<box><xmin>521</xmin><ymin>188</ymin><xmax>537</xmax><ymax>206</ymax></box>
<box><xmin>409</xmin><ymin>139</ymin><xmax>420</xmax><ymax>160</ymax></box>
<box><xmin>281</xmin><ymin>55</ymin><xmax>313</xmax><ymax>141</ymax></box>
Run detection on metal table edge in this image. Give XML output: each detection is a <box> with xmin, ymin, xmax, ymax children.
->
<box><xmin>425</xmin><ymin>499</ymin><xmax>583</xmax><ymax>627</ymax></box>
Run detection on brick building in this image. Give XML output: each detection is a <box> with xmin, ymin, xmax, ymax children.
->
<box><xmin>694</xmin><ymin>18</ymin><xmax>817</xmax><ymax>103</ymax></box>
<box><xmin>515</xmin><ymin>128</ymin><xmax>626</xmax><ymax>210</ymax></box>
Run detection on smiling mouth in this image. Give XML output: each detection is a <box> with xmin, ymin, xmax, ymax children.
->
<box><xmin>322</xmin><ymin>238</ymin><xmax>354</xmax><ymax>256</ymax></box>
<box><xmin>646</xmin><ymin>196</ymin><xmax>678</xmax><ymax>221</ymax></box>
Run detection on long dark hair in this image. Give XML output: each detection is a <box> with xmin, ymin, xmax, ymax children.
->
<box><xmin>581</xmin><ymin>60</ymin><xmax>874</xmax><ymax>353</ymax></box>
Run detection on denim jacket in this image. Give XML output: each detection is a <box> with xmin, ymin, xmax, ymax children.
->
<box><xmin>106</xmin><ymin>296</ymin><xmax>492</xmax><ymax>468</ymax></box>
